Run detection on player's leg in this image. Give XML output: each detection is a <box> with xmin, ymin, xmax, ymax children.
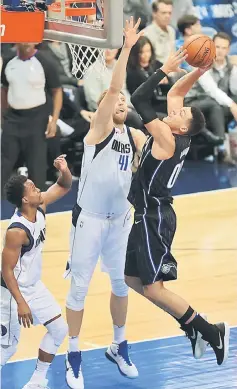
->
<box><xmin>143</xmin><ymin>281</ymin><xmax>229</xmax><ymax>366</ymax></box>
<box><xmin>125</xmin><ymin>207</ymin><xmax>229</xmax><ymax>365</ymax></box>
<box><xmin>22</xmin><ymin>281</ymin><xmax>67</xmax><ymax>389</ymax></box>
<box><xmin>0</xmin><ymin>286</ymin><xmax>21</xmax><ymax>369</ymax></box>
<box><xmin>65</xmin><ymin>207</ymin><xmax>104</xmax><ymax>389</ymax></box>
<box><xmin>101</xmin><ymin>211</ymin><xmax>138</xmax><ymax>378</ymax></box>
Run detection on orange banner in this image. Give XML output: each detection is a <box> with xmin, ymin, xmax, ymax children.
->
<box><xmin>1</xmin><ymin>9</ymin><xmax>45</xmax><ymax>43</ymax></box>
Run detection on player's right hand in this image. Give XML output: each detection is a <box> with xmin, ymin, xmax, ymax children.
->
<box><xmin>161</xmin><ymin>47</ymin><xmax>188</xmax><ymax>74</ymax></box>
<box><xmin>18</xmin><ymin>301</ymin><xmax>33</xmax><ymax>328</ymax></box>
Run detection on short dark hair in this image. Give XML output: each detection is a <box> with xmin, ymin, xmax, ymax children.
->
<box><xmin>5</xmin><ymin>175</ymin><xmax>27</xmax><ymax>208</ymax></box>
<box><xmin>152</xmin><ymin>0</ymin><xmax>173</xmax><ymax>13</ymax></box>
<box><xmin>213</xmin><ymin>32</ymin><xmax>232</xmax><ymax>46</ymax></box>
<box><xmin>177</xmin><ymin>15</ymin><xmax>200</xmax><ymax>36</ymax></box>
<box><xmin>188</xmin><ymin>106</ymin><xmax>205</xmax><ymax>136</ymax></box>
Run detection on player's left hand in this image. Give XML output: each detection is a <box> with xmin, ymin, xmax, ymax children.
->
<box><xmin>161</xmin><ymin>47</ymin><xmax>188</xmax><ymax>74</ymax></box>
<box><xmin>45</xmin><ymin>117</ymin><xmax>57</xmax><ymax>138</ymax></box>
<box><xmin>54</xmin><ymin>154</ymin><xmax>68</xmax><ymax>172</ymax></box>
<box><xmin>124</xmin><ymin>17</ymin><xmax>144</xmax><ymax>49</ymax></box>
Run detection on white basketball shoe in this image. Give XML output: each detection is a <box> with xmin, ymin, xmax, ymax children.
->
<box><xmin>65</xmin><ymin>351</ymin><xmax>84</xmax><ymax>389</ymax></box>
<box><xmin>105</xmin><ymin>340</ymin><xmax>138</xmax><ymax>379</ymax></box>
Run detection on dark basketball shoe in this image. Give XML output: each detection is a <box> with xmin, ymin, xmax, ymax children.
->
<box><xmin>207</xmin><ymin>322</ymin><xmax>230</xmax><ymax>366</ymax></box>
<box><xmin>182</xmin><ymin>314</ymin><xmax>207</xmax><ymax>359</ymax></box>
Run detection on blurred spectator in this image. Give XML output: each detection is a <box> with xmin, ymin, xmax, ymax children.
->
<box><xmin>1</xmin><ymin>43</ymin><xmax>62</xmax><ymax>193</ymax></box>
<box><xmin>123</xmin><ymin>0</ymin><xmax>152</xmax><ymax>30</ymax></box>
<box><xmin>40</xmin><ymin>41</ymin><xmax>96</xmax><ymax>130</ymax></box>
<box><xmin>171</xmin><ymin>0</ymin><xmax>196</xmax><ymax>29</ymax></box>
<box><xmin>83</xmin><ymin>48</ymin><xmax>143</xmax><ymax>129</ymax></box>
<box><xmin>127</xmin><ymin>36</ymin><xmax>171</xmax><ymax>116</ymax></box>
<box><xmin>183</xmin><ymin>31</ymin><xmax>237</xmax><ymax>164</ymax></box>
<box><xmin>59</xmin><ymin>87</ymin><xmax>90</xmax><ymax>140</ymax></box>
<box><xmin>176</xmin><ymin>14</ymin><xmax>202</xmax><ymax>71</ymax></box>
<box><xmin>144</xmin><ymin>0</ymin><xmax>175</xmax><ymax>63</ymax></box>
<box><xmin>211</xmin><ymin>32</ymin><xmax>237</xmax><ymax>110</ymax></box>
<box><xmin>41</xmin><ymin>41</ymin><xmax>78</xmax><ymax>87</ymax></box>
<box><xmin>196</xmin><ymin>32</ymin><xmax>237</xmax><ymax>164</ymax></box>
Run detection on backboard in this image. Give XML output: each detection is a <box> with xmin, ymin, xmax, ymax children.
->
<box><xmin>44</xmin><ymin>0</ymin><xmax>124</xmax><ymax>48</ymax></box>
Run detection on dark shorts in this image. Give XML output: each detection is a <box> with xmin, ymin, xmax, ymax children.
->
<box><xmin>125</xmin><ymin>205</ymin><xmax>177</xmax><ymax>285</ymax></box>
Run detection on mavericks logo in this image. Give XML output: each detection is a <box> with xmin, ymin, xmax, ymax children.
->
<box><xmin>35</xmin><ymin>228</ymin><xmax>46</xmax><ymax>248</ymax></box>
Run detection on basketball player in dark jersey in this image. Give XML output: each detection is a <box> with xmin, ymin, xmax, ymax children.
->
<box><xmin>125</xmin><ymin>48</ymin><xmax>230</xmax><ymax>366</ymax></box>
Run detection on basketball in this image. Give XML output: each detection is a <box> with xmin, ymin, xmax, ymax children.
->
<box><xmin>183</xmin><ymin>34</ymin><xmax>216</xmax><ymax>68</ymax></box>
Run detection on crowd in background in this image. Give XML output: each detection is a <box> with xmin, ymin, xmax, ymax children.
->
<box><xmin>1</xmin><ymin>0</ymin><xmax>237</xmax><ymax>193</ymax></box>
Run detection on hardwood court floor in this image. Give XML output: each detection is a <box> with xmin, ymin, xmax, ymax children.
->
<box><xmin>1</xmin><ymin>188</ymin><xmax>237</xmax><ymax>361</ymax></box>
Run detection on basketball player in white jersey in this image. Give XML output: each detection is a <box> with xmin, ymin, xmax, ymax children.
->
<box><xmin>65</xmin><ymin>17</ymin><xmax>147</xmax><ymax>389</ymax></box>
<box><xmin>1</xmin><ymin>155</ymin><xmax>72</xmax><ymax>389</ymax></box>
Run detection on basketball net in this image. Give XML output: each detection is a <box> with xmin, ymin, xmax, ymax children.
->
<box><xmin>67</xmin><ymin>0</ymin><xmax>106</xmax><ymax>80</ymax></box>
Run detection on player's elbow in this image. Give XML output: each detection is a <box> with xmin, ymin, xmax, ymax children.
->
<box><xmin>167</xmin><ymin>89</ymin><xmax>180</xmax><ymax>100</ymax></box>
<box><xmin>130</xmin><ymin>90</ymin><xmax>140</xmax><ymax>109</ymax></box>
<box><xmin>60</xmin><ymin>186</ymin><xmax>71</xmax><ymax>196</ymax></box>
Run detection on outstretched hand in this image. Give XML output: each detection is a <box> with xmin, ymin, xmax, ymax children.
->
<box><xmin>161</xmin><ymin>47</ymin><xmax>188</xmax><ymax>74</ymax></box>
<box><xmin>124</xmin><ymin>16</ymin><xmax>144</xmax><ymax>49</ymax></box>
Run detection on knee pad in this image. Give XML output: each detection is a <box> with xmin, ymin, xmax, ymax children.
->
<box><xmin>45</xmin><ymin>316</ymin><xmax>68</xmax><ymax>348</ymax></box>
<box><xmin>66</xmin><ymin>280</ymin><xmax>88</xmax><ymax>311</ymax></box>
<box><xmin>1</xmin><ymin>337</ymin><xmax>18</xmax><ymax>366</ymax></box>
<box><xmin>111</xmin><ymin>278</ymin><xmax>129</xmax><ymax>297</ymax></box>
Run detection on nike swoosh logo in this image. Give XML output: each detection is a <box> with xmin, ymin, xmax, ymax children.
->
<box><xmin>111</xmin><ymin>349</ymin><xmax>117</xmax><ymax>357</ymax></box>
<box><xmin>216</xmin><ymin>332</ymin><xmax>223</xmax><ymax>350</ymax></box>
<box><xmin>135</xmin><ymin>220</ymin><xmax>141</xmax><ymax>225</ymax></box>
<box><xmin>190</xmin><ymin>328</ymin><xmax>196</xmax><ymax>340</ymax></box>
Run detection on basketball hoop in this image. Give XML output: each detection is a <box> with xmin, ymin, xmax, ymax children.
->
<box><xmin>1</xmin><ymin>0</ymin><xmax>123</xmax><ymax>80</ymax></box>
<box><xmin>1</xmin><ymin>7</ymin><xmax>45</xmax><ymax>43</ymax></box>
<box><xmin>47</xmin><ymin>1</ymin><xmax>106</xmax><ymax>79</ymax></box>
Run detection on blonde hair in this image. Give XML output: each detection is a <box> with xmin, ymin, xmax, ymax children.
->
<box><xmin>97</xmin><ymin>90</ymin><xmax>125</xmax><ymax>106</ymax></box>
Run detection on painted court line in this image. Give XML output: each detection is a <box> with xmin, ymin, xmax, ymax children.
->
<box><xmin>9</xmin><ymin>326</ymin><xmax>237</xmax><ymax>364</ymax></box>
<box><xmin>1</xmin><ymin>187</ymin><xmax>236</xmax><ymax>224</ymax></box>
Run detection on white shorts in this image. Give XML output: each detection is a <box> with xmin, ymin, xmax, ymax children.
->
<box><xmin>1</xmin><ymin>280</ymin><xmax>61</xmax><ymax>346</ymax></box>
<box><xmin>66</xmin><ymin>208</ymin><xmax>133</xmax><ymax>286</ymax></box>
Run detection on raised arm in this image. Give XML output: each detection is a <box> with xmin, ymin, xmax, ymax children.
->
<box><xmin>86</xmin><ymin>17</ymin><xmax>144</xmax><ymax>144</ymax></box>
<box><xmin>2</xmin><ymin>229</ymin><xmax>33</xmax><ymax>328</ymax></box>
<box><xmin>131</xmin><ymin>49</ymin><xmax>187</xmax><ymax>158</ymax></box>
<box><xmin>166</xmin><ymin>61</ymin><xmax>211</xmax><ymax>114</ymax></box>
<box><xmin>41</xmin><ymin>155</ymin><xmax>72</xmax><ymax>209</ymax></box>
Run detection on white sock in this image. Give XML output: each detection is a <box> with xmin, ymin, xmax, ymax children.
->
<box><xmin>30</xmin><ymin>359</ymin><xmax>50</xmax><ymax>383</ymax></box>
<box><xmin>113</xmin><ymin>325</ymin><xmax>125</xmax><ymax>344</ymax></box>
<box><xmin>69</xmin><ymin>336</ymin><xmax>79</xmax><ymax>352</ymax></box>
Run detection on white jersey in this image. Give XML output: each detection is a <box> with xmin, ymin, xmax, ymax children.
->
<box><xmin>77</xmin><ymin>125</ymin><xmax>136</xmax><ymax>216</ymax></box>
<box><xmin>6</xmin><ymin>208</ymin><xmax>46</xmax><ymax>288</ymax></box>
